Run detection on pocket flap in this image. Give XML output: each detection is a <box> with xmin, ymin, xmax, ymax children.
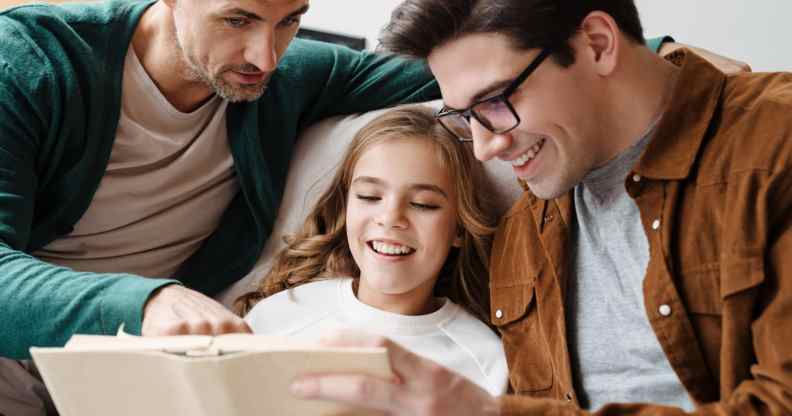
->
<box><xmin>721</xmin><ymin>256</ymin><xmax>765</xmax><ymax>298</ymax></box>
<box><xmin>491</xmin><ymin>282</ymin><xmax>536</xmax><ymax>325</ymax></box>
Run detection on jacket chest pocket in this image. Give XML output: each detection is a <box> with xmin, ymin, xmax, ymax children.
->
<box><xmin>677</xmin><ymin>257</ymin><xmax>766</xmax><ymax>374</ymax></box>
<box><xmin>491</xmin><ymin>281</ymin><xmax>554</xmax><ymax>394</ymax></box>
<box><xmin>679</xmin><ymin>257</ymin><xmax>766</xmax><ymax>316</ymax></box>
<box><xmin>679</xmin><ymin>265</ymin><xmax>723</xmax><ymax>316</ymax></box>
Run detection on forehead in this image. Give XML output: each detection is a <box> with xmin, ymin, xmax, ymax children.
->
<box><xmin>204</xmin><ymin>0</ymin><xmax>309</xmax><ymax>16</ymax></box>
<box><xmin>427</xmin><ymin>32</ymin><xmax>531</xmax><ymax>109</ymax></box>
<box><xmin>353</xmin><ymin>139</ymin><xmax>451</xmax><ymax>187</ymax></box>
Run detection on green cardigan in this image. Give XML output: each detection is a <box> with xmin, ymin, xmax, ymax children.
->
<box><xmin>0</xmin><ymin>0</ymin><xmax>438</xmax><ymax>359</ymax></box>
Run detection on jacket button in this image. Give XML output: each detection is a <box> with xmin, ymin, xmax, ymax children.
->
<box><xmin>658</xmin><ymin>304</ymin><xmax>672</xmax><ymax>317</ymax></box>
<box><xmin>632</xmin><ymin>174</ymin><xmax>642</xmax><ymax>182</ymax></box>
<box><xmin>495</xmin><ymin>309</ymin><xmax>503</xmax><ymax>319</ymax></box>
<box><xmin>565</xmin><ymin>391</ymin><xmax>574</xmax><ymax>401</ymax></box>
<box><xmin>651</xmin><ymin>219</ymin><xmax>661</xmax><ymax>230</ymax></box>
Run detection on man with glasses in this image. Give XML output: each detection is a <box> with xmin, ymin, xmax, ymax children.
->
<box><xmin>289</xmin><ymin>0</ymin><xmax>792</xmax><ymax>415</ymax></box>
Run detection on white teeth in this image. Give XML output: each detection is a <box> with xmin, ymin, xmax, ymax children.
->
<box><xmin>371</xmin><ymin>241</ymin><xmax>414</xmax><ymax>255</ymax></box>
<box><xmin>510</xmin><ymin>138</ymin><xmax>546</xmax><ymax>167</ymax></box>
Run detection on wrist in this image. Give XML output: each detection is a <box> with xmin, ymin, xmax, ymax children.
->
<box><xmin>483</xmin><ymin>395</ymin><xmax>502</xmax><ymax>416</ymax></box>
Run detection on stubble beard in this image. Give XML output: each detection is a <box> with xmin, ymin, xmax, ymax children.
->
<box><xmin>173</xmin><ymin>29</ymin><xmax>270</xmax><ymax>103</ymax></box>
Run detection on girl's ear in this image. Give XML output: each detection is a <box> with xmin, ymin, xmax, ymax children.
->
<box><xmin>452</xmin><ymin>232</ymin><xmax>464</xmax><ymax>248</ymax></box>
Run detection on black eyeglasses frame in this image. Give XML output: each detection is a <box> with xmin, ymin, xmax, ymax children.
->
<box><xmin>435</xmin><ymin>48</ymin><xmax>553</xmax><ymax>142</ymax></box>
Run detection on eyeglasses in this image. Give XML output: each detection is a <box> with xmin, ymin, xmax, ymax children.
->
<box><xmin>435</xmin><ymin>48</ymin><xmax>552</xmax><ymax>142</ymax></box>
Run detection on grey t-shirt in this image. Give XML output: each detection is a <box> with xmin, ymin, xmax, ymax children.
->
<box><xmin>567</xmin><ymin>127</ymin><xmax>695</xmax><ymax>411</ymax></box>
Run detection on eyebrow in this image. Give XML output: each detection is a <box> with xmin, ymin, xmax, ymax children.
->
<box><xmin>352</xmin><ymin>176</ymin><xmax>449</xmax><ymax>199</ymax></box>
<box><xmin>219</xmin><ymin>4</ymin><xmax>310</xmax><ymax>22</ymax></box>
<box><xmin>443</xmin><ymin>78</ymin><xmax>512</xmax><ymax>112</ymax></box>
<box><xmin>285</xmin><ymin>4</ymin><xmax>310</xmax><ymax>20</ymax></box>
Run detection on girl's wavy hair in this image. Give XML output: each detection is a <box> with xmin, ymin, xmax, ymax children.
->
<box><xmin>235</xmin><ymin>104</ymin><xmax>497</xmax><ymax>322</ymax></box>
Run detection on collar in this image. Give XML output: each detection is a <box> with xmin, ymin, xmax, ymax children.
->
<box><xmin>634</xmin><ymin>49</ymin><xmax>728</xmax><ymax>180</ymax></box>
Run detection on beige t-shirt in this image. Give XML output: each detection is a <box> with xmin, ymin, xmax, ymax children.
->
<box><xmin>34</xmin><ymin>47</ymin><xmax>238</xmax><ymax>278</ymax></box>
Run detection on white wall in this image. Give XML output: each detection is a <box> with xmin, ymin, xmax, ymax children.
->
<box><xmin>301</xmin><ymin>1</ymin><xmax>402</xmax><ymax>51</ymax></box>
<box><xmin>302</xmin><ymin>0</ymin><xmax>792</xmax><ymax>72</ymax></box>
<box><xmin>635</xmin><ymin>0</ymin><xmax>792</xmax><ymax>72</ymax></box>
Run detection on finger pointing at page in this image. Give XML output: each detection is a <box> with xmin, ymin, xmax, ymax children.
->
<box><xmin>142</xmin><ymin>284</ymin><xmax>251</xmax><ymax>336</ymax></box>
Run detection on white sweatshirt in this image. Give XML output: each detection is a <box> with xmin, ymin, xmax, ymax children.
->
<box><xmin>245</xmin><ymin>278</ymin><xmax>508</xmax><ymax>395</ymax></box>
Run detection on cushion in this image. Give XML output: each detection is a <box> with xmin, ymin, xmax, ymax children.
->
<box><xmin>216</xmin><ymin>102</ymin><xmax>523</xmax><ymax>307</ymax></box>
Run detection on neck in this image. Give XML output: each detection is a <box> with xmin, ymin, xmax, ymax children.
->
<box><xmin>599</xmin><ymin>45</ymin><xmax>680</xmax><ymax>162</ymax></box>
<box><xmin>354</xmin><ymin>278</ymin><xmax>441</xmax><ymax>316</ymax></box>
<box><xmin>132</xmin><ymin>2</ymin><xmax>215</xmax><ymax>113</ymax></box>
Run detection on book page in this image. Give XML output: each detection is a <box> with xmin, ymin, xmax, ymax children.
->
<box><xmin>212</xmin><ymin>333</ymin><xmax>387</xmax><ymax>354</ymax></box>
<box><xmin>31</xmin><ymin>336</ymin><xmax>392</xmax><ymax>416</ymax></box>
<box><xmin>63</xmin><ymin>330</ymin><xmax>387</xmax><ymax>356</ymax></box>
<box><xmin>64</xmin><ymin>334</ymin><xmax>213</xmax><ymax>353</ymax></box>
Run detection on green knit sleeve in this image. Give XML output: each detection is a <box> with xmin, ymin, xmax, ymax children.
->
<box><xmin>276</xmin><ymin>39</ymin><xmax>439</xmax><ymax>127</ymax></box>
<box><xmin>0</xmin><ymin>29</ymin><xmax>178</xmax><ymax>359</ymax></box>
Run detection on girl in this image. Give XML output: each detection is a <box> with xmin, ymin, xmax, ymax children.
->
<box><xmin>236</xmin><ymin>105</ymin><xmax>507</xmax><ymax>395</ymax></box>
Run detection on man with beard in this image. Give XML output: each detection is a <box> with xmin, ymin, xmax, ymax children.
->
<box><xmin>0</xmin><ymin>0</ymin><xmax>438</xmax><ymax>356</ymax></box>
<box><xmin>0</xmin><ymin>0</ymin><xmax>437</xmax><ymax>413</ymax></box>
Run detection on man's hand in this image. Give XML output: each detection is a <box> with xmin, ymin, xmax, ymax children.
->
<box><xmin>659</xmin><ymin>42</ymin><xmax>751</xmax><ymax>74</ymax></box>
<box><xmin>141</xmin><ymin>284</ymin><xmax>251</xmax><ymax>336</ymax></box>
<box><xmin>290</xmin><ymin>331</ymin><xmax>501</xmax><ymax>416</ymax></box>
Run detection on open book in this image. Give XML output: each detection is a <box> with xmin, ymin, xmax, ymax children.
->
<box><xmin>30</xmin><ymin>331</ymin><xmax>391</xmax><ymax>416</ymax></box>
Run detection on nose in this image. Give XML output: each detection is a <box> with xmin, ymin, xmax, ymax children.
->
<box><xmin>471</xmin><ymin>118</ymin><xmax>513</xmax><ymax>162</ymax></box>
<box><xmin>375</xmin><ymin>200</ymin><xmax>408</xmax><ymax>230</ymax></box>
<box><xmin>244</xmin><ymin>26</ymin><xmax>278</xmax><ymax>72</ymax></box>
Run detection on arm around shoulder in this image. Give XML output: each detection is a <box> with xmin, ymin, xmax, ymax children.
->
<box><xmin>279</xmin><ymin>39</ymin><xmax>438</xmax><ymax>125</ymax></box>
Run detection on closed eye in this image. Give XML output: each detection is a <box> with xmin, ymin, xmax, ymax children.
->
<box><xmin>356</xmin><ymin>195</ymin><xmax>381</xmax><ymax>202</ymax></box>
<box><xmin>411</xmin><ymin>202</ymin><xmax>440</xmax><ymax>210</ymax></box>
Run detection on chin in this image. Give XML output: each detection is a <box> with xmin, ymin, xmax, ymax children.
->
<box><xmin>219</xmin><ymin>86</ymin><xmax>267</xmax><ymax>102</ymax></box>
<box><xmin>365</xmin><ymin>278</ymin><xmax>403</xmax><ymax>293</ymax></box>
<box><xmin>526</xmin><ymin>178</ymin><xmax>573</xmax><ymax>200</ymax></box>
<box><xmin>363</xmin><ymin>274</ymin><xmax>415</xmax><ymax>295</ymax></box>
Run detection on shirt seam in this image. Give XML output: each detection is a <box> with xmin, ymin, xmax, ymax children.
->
<box><xmin>437</xmin><ymin>321</ymin><xmax>493</xmax><ymax>384</ymax></box>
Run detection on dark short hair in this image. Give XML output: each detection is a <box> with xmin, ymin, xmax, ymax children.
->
<box><xmin>380</xmin><ymin>0</ymin><xmax>645</xmax><ymax>67</ymax></box>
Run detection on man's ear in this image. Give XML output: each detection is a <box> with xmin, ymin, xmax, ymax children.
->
<box><xmin>577</xmin><ymin>11</ymin><xmax>620</xmax><ymax>76</ymax></box>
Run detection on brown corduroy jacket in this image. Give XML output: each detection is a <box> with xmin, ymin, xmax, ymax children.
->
<box><xmin>491</xmin><ymin>50</ymin><xmax>792</xmax><ymax>415</ymax></box>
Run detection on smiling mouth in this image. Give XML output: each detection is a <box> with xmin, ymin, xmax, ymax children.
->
<box><xmin>509</xmin><ymin>138</ymin><xmax>547</xmax><ymax>167</ymax></box>
<box><xmin>367</xmin><ymin>240</ymin><xmax>416</xmax><ymax>257</ymax></box>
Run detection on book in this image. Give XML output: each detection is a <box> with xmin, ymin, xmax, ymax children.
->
<box><xmin>30</xmin><ymin>331</ymin><xmax>391</xmax><ymax>416</ymax></box>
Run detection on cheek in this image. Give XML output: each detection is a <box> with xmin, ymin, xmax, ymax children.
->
<box><xmin>174</xmin><ymin>12</ymin><xmax>207</xmax><ymax>51</ymax></box>
<box><xmin>209</xmin><ymin>40</ymin><xmax>244</xmax><ymax>65</ymax></box>
<box><xmin>345</xmin><ymin>204</ymin><xmax>365</xmax><ymax>242</ymax></box>
<box><xmin>423</xmin><ymin>215</ymin><xmax>459</xmax><ymax>253</ymax></box>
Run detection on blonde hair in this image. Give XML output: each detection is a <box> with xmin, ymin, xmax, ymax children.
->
<box><xmin>235</xmin><ymin>105</ymin><xmax>497</xmax><ymax>322</ymax></box>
